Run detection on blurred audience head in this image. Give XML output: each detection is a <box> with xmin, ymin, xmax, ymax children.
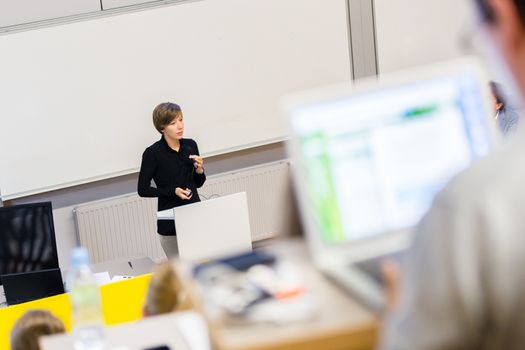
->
<box><xmin>10</xmin><ymin>310</ymin><xmax>65</xmax><ymax>350</ymax></box>
<box><xmin>143</xmin><ymin>262</ymin><xmax>190</xmax><ymax>316</ymax></box>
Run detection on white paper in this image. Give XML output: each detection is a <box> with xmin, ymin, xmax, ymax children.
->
<box><xmin>111</xmin><ymin>275</ymin><xmax>133</xmax><ymax>282</ymax></box>
<box><xmin>157</xmin><ymin>208</ymin><xmax>175</xmax><ymax>220</ymax></box>
<box><xmin>93</xmin><ymin>271</ymin><xmax>111</xmax><ymax>286</ymax></box>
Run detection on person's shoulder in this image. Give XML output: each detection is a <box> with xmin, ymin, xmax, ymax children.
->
<box><xmin>182</xmin><ymin>138</ymin><xmax>199</xmax><ymax>149</ymax></box>
<box><xmin>143</xmin><ymin>139</ymin><xmax>164</xmax><ymax>155</ymax></box>
<box><xmin>182</xmin><ymin>138</ymin><xmax>197</xmax><ymax>145</ymax></box>
<box><xmin>437</xmin><ymin>139</ymin><xmax>525</xmax><ymax>212</ymax></box>
<box><xmin>505</xmin><ymin>106</ymin><xmax>520</xmax><ymax>118</ymax></box>
<box><xmin>499</xmin><ymin>108</ymin><xmax>519</xmax><ymax>124</ymax></box>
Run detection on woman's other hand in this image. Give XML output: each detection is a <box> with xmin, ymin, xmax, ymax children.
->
<box><xmin>175</xmin><ymin>187</ymin><xmax>193</xmax><ymax>200</ymax></box>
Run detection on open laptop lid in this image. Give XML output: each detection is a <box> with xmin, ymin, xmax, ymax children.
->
<box><xmin>283</xmin><ymin>57</ymin><xmax>497</xmax><ymax>264</ymax></box>
<box><xmin>2</xmin><ymin>268</ymin><xmax>64</xmax><ymax>305</ymax></box>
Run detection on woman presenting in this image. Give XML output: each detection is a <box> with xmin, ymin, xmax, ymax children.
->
<box><xmin>138</xmin><ymin>102</ymin><xmax>206</xmax><ymax>258</ymax></box>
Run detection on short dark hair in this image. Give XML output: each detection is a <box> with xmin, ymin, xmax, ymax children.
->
<box><xmin>475</xmin><ymin>0</ymin><xmax>525</xmax><ymax>25</ymax></box>
<box><xmin>152</xmin><ymin>102</ymin><xmax>182</xmax><ymax>133</ymax></box>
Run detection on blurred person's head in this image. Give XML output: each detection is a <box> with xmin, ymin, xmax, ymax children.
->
<box><xmin>475</xmin><ymin>0</ymin><xmax>525</xmax><ymax>96</ymax></box>
<box><xmin>10</xmin><ymin>310</ymin><xmax>65</xmax><ymax>350</ymax></box>
<box><xmin>143</xmin><ymin>262</ymin><xmax>190</xmax><ymax>316</ymax></box>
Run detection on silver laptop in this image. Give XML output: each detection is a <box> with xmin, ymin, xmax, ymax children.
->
<box><xmin>283</xmin><ymin>57</ymin><xmax>497</xmax><ymax>312</ymax></box>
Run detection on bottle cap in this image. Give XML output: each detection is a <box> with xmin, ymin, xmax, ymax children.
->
<box><xmin>71</xmin><ymin>246</ymin><xmax>90</xmax><ymax>266</ymax></box>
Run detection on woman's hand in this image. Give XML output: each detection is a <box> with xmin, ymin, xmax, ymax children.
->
<box><xmin>189</xmin><ymin>155</ymin><xmax>204</xmax><ymax>174</ymax></box>
<box><xmin>175</xmin><ymin>187</ymin><xmax>193</xmax><ymax>200</ymax></box>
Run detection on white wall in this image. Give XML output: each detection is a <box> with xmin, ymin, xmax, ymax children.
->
<box><xmin>10</xmin><ymin>0</ymin><xmax>477</xmax><ymax>271</ymax></box>
<box><xmin>374</xmin><ymin>0</ymin><xmax>474</xmax><ymax>73</ymax></box>
<box><xmin>52</xmin><ymin>205</ymin><xmax>79</xmax><ymax>270</ymax></box>
<box><xmin>0</xmin><ymin>0</ymin><xmax>100</xmax><ymax>27</ymax></box>
<box><xmin>0</xmin><ymin>0</ymin><xmax>351</xmax><ymax>200</ymax></box>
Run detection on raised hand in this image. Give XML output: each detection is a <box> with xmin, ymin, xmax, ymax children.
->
<box><xmin>189</xmin><ymin>155</ymin><xmax>204</xmax><ymax>174</ymax></box>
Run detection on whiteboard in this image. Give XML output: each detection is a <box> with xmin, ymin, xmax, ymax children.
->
<box><xmin>374</xmin><ymin>0</ymin><xmax>473</xmax><ymax>73</ymax></box>
<box><xmin>0</xmin><ymin>0</ymin><xmax>351</xmax><ymax>200</ymax></box>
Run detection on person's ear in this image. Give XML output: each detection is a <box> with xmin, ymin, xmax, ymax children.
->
<box><xmin>496</xmin><ymin>101</ymin><xmax>504</xmax><ymax>110</ymax></box>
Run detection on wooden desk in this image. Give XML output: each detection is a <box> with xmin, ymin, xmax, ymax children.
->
<box><xmin>175</xmin><ymin>239</ymin><xmax>378</xmax><ymax>350</ymax></box>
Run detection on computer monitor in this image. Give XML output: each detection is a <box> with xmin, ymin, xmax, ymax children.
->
<box><xmin>0</xmin><ymin>202</ymin><xmax>60</xmax><ymax>284</ymax></box>
<box><xmin>286</xmin><ymin>58</ymin><xmax>495</xmax><ymax>245</ymax></box>
<box><xmin>2</xmin><ymin>268</ymin><xmax>64</xmax><ymax>305</ymax></box>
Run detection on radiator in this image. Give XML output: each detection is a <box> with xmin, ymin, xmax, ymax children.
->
<box><xmin>74</xmin><ymin>160</ymin><xmax>292</xmax><ymax>263</ymax></box>
<box><xmin>199</xmin><ymin>160</ymin><xmax>291</xmax><ymax>242</ymax></box>
<box><xmin>74</xmin><ymin>194</ymin><xmax>162</xmax><ymax>264</ymax></box>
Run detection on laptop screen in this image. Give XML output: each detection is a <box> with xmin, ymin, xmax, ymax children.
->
<box><xmin>289</xmin><ymin>71</ymin><xmax>493</xmax><ymax>244</ymax></box>
<box><xmin>2</xmin><ymin>268</ymin><xmax>64</xmax><ymax>305</ymax></box>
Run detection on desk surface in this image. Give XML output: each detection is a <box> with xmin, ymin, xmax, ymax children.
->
<box><xmin>91</xmin><ymin>256</ymin><xmax>156</xmax><ymax>278</ymax></box>
<box><xmin>175</xmin><ymin>239</ymin><xmax>378</xmax><ymax>350</ymax></box>
<box><xmin>41</xmin><ymin>311</ymin><xmax>210</xmax><ymax>350</ymax></box>
<box><xmin>0</xmin><ymin>256</ymin><xmax>156</xmax><ymax>307</ymax></box>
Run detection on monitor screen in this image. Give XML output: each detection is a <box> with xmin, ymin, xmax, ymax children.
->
<box><xmin>2</xmin><ymin>268</ymin><xmax>64</xmax><ymax>305</ymax></box>
<box><xmin>0</xmin><ymin>202</ymin><xmax>59</xmax><ymax>284</ymax></box>
<box><xmin>290</xmin><ymin>73</ymin><xmax>493</xmax><ymax>244</ymax></box>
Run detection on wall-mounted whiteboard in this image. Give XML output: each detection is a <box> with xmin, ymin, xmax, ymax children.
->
<box><xmin>374</xmin><ymin>0</ymin><xmax>473</xmax><ymax>73</ymax></box>
<box><xmin>0</xmin><ymin>0</ymin><xmax>351</xmax><ymax>200</ymax></box>
<box><xmin>0</xmin><ymin>0</ymin><xmax>100</xmax><ymax>28</ymax></box>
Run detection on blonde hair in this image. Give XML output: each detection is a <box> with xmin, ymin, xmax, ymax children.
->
<box><xmin>144</xmin><ymin>262</ymin><xmax>189</xmax><ymax>316</ymax></box>
<box><xmin>10</xmin><ymin>310</ymin><xmax>65</xmax><ymax>350</ymax></box>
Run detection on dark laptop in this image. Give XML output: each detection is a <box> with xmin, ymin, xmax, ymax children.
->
<box><xmin>1</xmin><ymin>268</ymin><xmax>65</xmax><ymax>305</ymax></box>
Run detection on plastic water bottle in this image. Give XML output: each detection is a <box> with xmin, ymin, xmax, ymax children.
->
<box><xmin>67</xmin><ymin>247</ymin><xmax>106</xmax><ymax>350</ymax></box>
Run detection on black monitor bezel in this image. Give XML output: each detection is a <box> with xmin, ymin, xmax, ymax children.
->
<box><xmin>0</xmin><ymin>201</ymin><xmax>60</xmax><ymax>286</ymax></box>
